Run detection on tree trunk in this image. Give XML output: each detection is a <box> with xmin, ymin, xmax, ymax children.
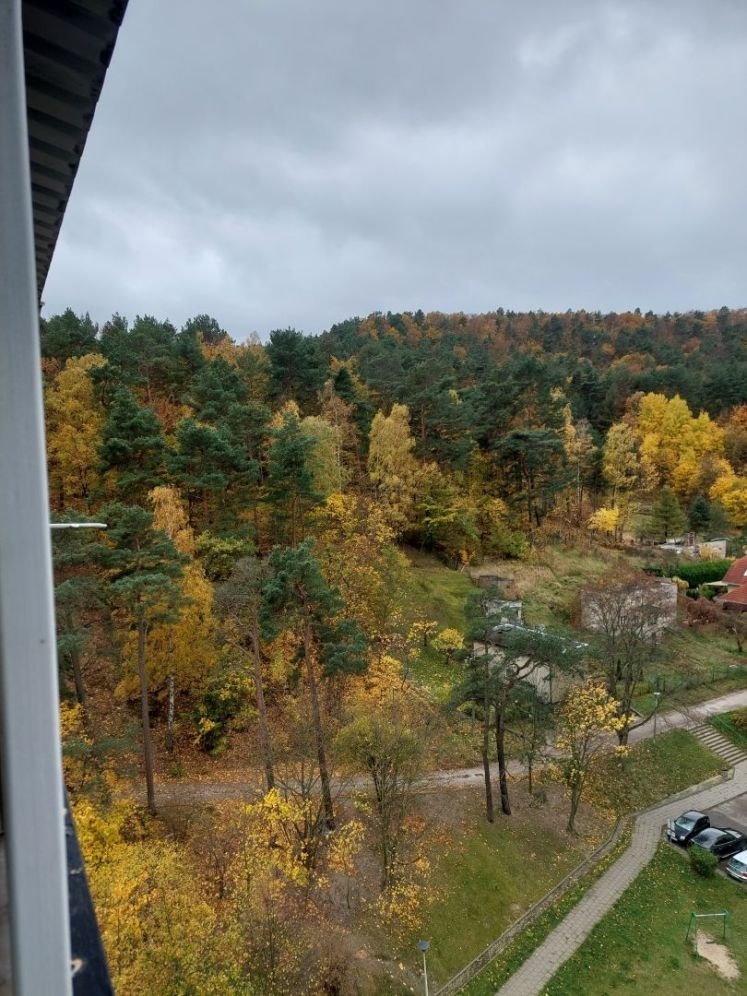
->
<box><xmin>166</xmin><ymin>673</ymin><xmax>175</xmax><ymax>753</ymax></box>
<box><xmin>304</xmin><ymin>628</ymin><xmax>335</xmax><ymax>828</ymax></box>
<box><xmin>567</xmin><ymin>784</ymin><xmax>582</xmax><ymax>834</ymax></box>
<box><xmin>482</xmin><ymin>657</ymin><xmax>494</xmax><ymax>822</ymax></box>
<box><xmin>495</xmin><ymin>702</ymin><xmax>511</xmax><ymax>816</ymax></box>
<box><xmin>137</xmin><ymin>615</ymin><xmax>156</xmax><ymax>815</ymax></box>
<box><xmin>251</xmin><ymin>621</ymin><xmax>275</xmax><ymax>791</ymax></box>
<box><xmin>71</xmin><ymin>644</ymin><xmax>86</xmax><ymax>706</ymax></box>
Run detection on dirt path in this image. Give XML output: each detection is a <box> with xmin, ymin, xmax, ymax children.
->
<box><xmin>138</xmin><ymin>688</ymin><xmax>747</xmax><ymax>807</ymax></box>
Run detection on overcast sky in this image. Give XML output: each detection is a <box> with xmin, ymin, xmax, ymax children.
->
<box><xmin>42</xmin><ymin>0</ymin><xmax>747</xmax><ymax>339</ymax></box>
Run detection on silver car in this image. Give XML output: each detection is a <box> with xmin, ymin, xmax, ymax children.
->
<box><xmin>726</xmin><ymin>849</ymin><xmax>747</xmax><ymax>882</ymax></box>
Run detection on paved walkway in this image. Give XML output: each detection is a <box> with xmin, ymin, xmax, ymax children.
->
<box><xmin>495</xmin><ymin>761</ymin><xmax>747</xmax><ymax>996</ymax></box>
<box><xmin>149</xmin><ymin>688</ymin><xmax>747</xmax><ymax>805</ymax></box>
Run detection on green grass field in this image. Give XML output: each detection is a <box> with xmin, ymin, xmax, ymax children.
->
<box><xmin>408</xmin><ymin>792</ymin><xmax>596</xmax><ymax>990</ymax></box>
<box><xmin>710</xmin><ymin>710</ymin><xmax>747</xmax><ymax>751</ymax></box>
<box><xmin>546</xmin><ymin>845</ymin><xmax>747</xmax><ymax>994</ymax></box>
<box><xmin>587</xmin><ymin>729</ymin><xmax>723</xmax><ymax>816</ymax></box>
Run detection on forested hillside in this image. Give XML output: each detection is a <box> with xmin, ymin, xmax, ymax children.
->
<box><xmin>43</xmin><ymin>305</ymin><xmax>747</xmax><ymax>994</ymax></box>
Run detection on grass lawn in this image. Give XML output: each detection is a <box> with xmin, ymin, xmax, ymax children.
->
<box><xmin>457</xmin><ymin>825</ymin><xmax>634</xmax><ymax>996</ymax></box>
<box><xmin>385</xmin><ymin>788</ymin><xmax>607</xmax><ymax>992</ymax></box>
<box><xmin>588</xmin><ymin>729</ymin><xmax>723</xmax><ymax>816</ymax></box>
<box><xmin>710</xmin><ymin>711</ymin><xmax>747</xmax><ymax>751</ymax></box>
<box><xmin>546</xmin><ymin>845</ymin><xmax>747</xmax><ymax>994</ymax></box>
<box><xmin>398</xmin><ymin>550</ymin><xmax>476</xmax><ymax>698</ymax></box>
<box><xmin>447</xmin><ymin>732</ymin><xmax>721</xmax><ymax>995</ymax></box>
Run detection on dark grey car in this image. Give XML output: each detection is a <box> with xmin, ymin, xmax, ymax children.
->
<box><xmin>666</xmin><ymin>810</ymin><xmax>709</xmax><ymax>845</ymax></box>
<box><xmin>689</xmin><ymin>827</ymin><xmax>747</xmax><ymax>860</ymax></box>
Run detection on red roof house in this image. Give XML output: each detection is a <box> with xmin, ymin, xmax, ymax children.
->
<box><xmin>716</xmin><ymin>583</ymin><xmax>747</xmax><ymax>611</ymax></box>
<box><xmin>723</xmin><ymin>556</ymin><xmax>747</xmax><ymax>588</ymax></box>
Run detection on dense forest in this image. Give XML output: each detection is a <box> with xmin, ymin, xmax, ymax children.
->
<box><xmin>43</xmin><ymin>305</ymin><xmax>747</xmax><ymax>994</ymax></box>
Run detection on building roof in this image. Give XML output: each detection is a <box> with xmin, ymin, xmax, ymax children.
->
<box><xmin>723</xmin><ymin>556</ymin><xmax>747</xmax><ymax>587</ymax></box>
<box><xmin>24</xmin><ymin>0</ymin><xmax>128</xmax><ymax>293</ymax></box>
<box><xmin>716</xmin><ymin>583</ymin><xmax>747</xmax><ymax>607</ymax></box>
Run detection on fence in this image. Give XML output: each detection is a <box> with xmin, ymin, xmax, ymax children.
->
<box><xmin>433</xmin><ymin>817</ymin><xmax>629</xmax><ymax>996</ymax></box>
<box><xmin>646</xmin><ymin>663</ymin><xmax>747</xmax><ymax>698</ymax></box>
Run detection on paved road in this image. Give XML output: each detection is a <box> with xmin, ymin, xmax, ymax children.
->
<box><xmin>495</xmin><ymin>761</ymin><xmax>747</xmax><ymax>996</ymax></box>
<box><xmin>148</xmin><ymin>688</ymin><xmax>747</xmax><ymax>805</ymax></box>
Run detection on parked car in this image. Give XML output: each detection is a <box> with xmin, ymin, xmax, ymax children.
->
<box><xmin>689</xmin><ymin>827</ymin><xmax>747</xmax><ymax>860</ymax></box>
<box><xmin>666</xmin><ymin>810</ymin><xmax>710</xmax><ymax>845</ymax></box>
<box><xmin>726</xmin><ymin>850</ymin><xmax>747</xmax><ymax>882</ymax></box>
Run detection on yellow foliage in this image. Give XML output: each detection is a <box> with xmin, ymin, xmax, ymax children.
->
<box><xmin>120</xmin><ymin>560</ymin><xmax>217</xmax><ymax>696</ymax></box>
<box><xmin>631</xmin><ymin>393</ymin><xmax>725</xmax><ymax>496</ymax></box>
<box><xmin>74</xmin><ymin>799</ymin><xmax>246</xmax><ymax>993</ymax></box>
<box><xmin>587</xmin><ymin>507</ymin><xmax>619</xmax><ymax>536</ymax></box>
<box><xmin>710</xmin><ymin>467</ymin><xmax>747</xmax><ymax>527</ymax></box>
<box><xmin>45</xmin><ymin>353</ymin><xmax>106</xmax><ymax>509</ymax></box>
<box><xmin>149</xmin><ymin>484</ymin><xmax>195</xmax><ymax>554</ymax></box>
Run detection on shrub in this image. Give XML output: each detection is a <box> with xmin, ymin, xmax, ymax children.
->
<box><xmin>732</xmin><ymin>707</ymin><xmax>747</xmax><ymax>734</ymax></box>
<box><xmin>659</xmin><ymin>559</ymin><xmax>733</xmax><ymax>588</ymax></box>
<box><xmin>689</xmin><ymin>844</ymin><xmax>718</xmax><ymax>878</ymax></box>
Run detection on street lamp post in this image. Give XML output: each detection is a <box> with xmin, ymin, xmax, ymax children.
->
<box><xmin>653</xmin><ymin>691</ymin><xmax>661</xmax><ymax>738</ymax></box>
<box><xmin>417</xmin><ymin>940</ymin><xmax>430</xmax><ymax>996</ymax></box>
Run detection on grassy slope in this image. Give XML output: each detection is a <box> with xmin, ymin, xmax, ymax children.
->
<box><xmin>588</xmin><ymin>729</ymin><xmax>722</xmax><ymax>816</ymax></box>
<box><xmin>403</xmin><ymin>791</ymin><xmax>596</xmax><ymax>991</ymax></box>
<box><xmin>710</xmin><ymin>711</ymin><xmax>747</xmax><ymax>750</ymax></box>
<box><xmin>547</xmin><ymin>845</ymin><xmax>747</xmax><ymax>995</ymax></box>
<box><xmin>445</xmin><ymin>730</ymin><xmax>721</xmax><ymax>996</ymax></box>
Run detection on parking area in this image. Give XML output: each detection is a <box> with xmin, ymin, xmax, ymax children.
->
<box><xmin>705</xmin><ymin>793</ymin><xmax>747</xmax><ymax>836</ymax></box>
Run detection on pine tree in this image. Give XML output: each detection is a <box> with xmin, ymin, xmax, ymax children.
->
<box><xmin>92</xmin><ymin>504</ymin><xmax>185</xmax><ymax>813</ymax></box>
<box><xmin>262</xmin><ymin>541</ymin><xmax>367</xmax><ymax>827</ymax></box>
<box><xmin>98</xmin><ymin>389</ymin><xmax>168</xmax><ymax>503</ymax></box>
<box><xmin>650</xmin><ymin>486</ymin><xmax>687</xmax><ymax>541</ymax></box>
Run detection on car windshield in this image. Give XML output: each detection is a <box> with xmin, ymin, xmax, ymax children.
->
<box><xmin>676</xmin><ymin>816</ymin><xmax>696</xmax><ymax>830</ymax></box>
<box><xmin>730</xmin><ymin>857</ymin><xmax>747</xmax><ymax>872</ymax></box>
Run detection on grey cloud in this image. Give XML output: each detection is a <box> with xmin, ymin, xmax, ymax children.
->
<box><xmin>43</xmin><ymin>0</ymin><xmax>747</xmax><ymax>336</ymax></box>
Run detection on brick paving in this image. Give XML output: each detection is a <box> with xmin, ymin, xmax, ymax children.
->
<box><xmin>495</xmin><ymin>761</ymin><xmax>747</xmax><ymax>996</ymax></box>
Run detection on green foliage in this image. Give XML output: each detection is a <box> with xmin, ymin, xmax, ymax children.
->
<box><xmin>650</xmin><ymin>558</ymin><xmax>733</xmax><ymax>588</ymax></box>
<box><xmin>98</xmin><ymin>389</ymin><xmax>168</xmax><ymax>502</ymax></box>
<box><xmin>546</xmin><ymin>845</ymin><xmax>747</xmax><ymax>995</ymax></box>
<box><xmin>266</xmin><ymin>327</ymin><xmax>325</xmax><ymax>410</ymax></box>
<box><xmin>710</xmin><ymin>709</ymin><xmax>747</xmax><ymax>750</ymax></box>
<box><xmin>91</xmin><ymin>502</ymin><xmax>185</xmax><ymax>618</ymax></box>
<box><xmin>689</xmin><ymin>843</ymin><xmax>718</xmax><ymax>877</ymax></box>
<box><xmin>263</xmin><ymin>540</ymin><xmax>367</xmax><ymax>678</ymax></box>
<box><xmin>41</xmin><ymin>307</ymin><xmax>98</xmax><ymax>362</ymax></box>
<box><xmin>195</xmin><ymin>531</ymin><xmax>255</xmax><ymax>581</ymax></box>
<box><xmin>649</xmin><ymin>486</ymin><xmax>687</xmax><ymax>541</ymax></box>
<box><xmin>193</xmin><ymin>664</ymin><xmax>254</xmax><ymax>753</ymax></box>
<box><xmin>688</xmin><ymin>494</ymin><xmax>711</xmax><ymax>533</ymax></box>
<box><xmin>265</xmin><ymin>409</ymin><xmax>322</xmax><ymax>546</ymax></box>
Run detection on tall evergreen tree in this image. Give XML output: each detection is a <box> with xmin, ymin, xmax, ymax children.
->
<box><xmin>40</xmin><ymin>307</ymin><xmax>98</xmax><ymax>362</ymax></box>
<box><xmin>98</xmin><ymin>389</ymin><xmax>169</xmax><ymax>503</ymax></box>
<box><xmin>650</xmin><ymin>486</ymin><xmax>687</xmax><ymax>541</ymax></box>
<box><xmin>266</xmin><ymin>328</ymin><xmax>325</xmax><ymax>410</ymax></box>
<box><xmin>91</xmin><ymin>504</ymin><xmax>185</xmax><ymax>813</ymax></box>
<box><xmin>265</xmin><ymin>409</ymin><xmax>322</xmax><ymax>546</ymax></box>
<box><xmin>262</xmin><ymin>541</ymin><xmax>367</xmax><ymax>827</ymax></box>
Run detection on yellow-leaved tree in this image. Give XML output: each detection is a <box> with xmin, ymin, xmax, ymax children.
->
<box><xmin>120</xmin><ymin>486</ymin><xmax>218</xmax><ymax>750</ymax></box>
<box><xmin>75</xmin><ymin>798</ymin><xmax>249</xmax><ymax>994</ymax></box>
<box><xmin>554</xmin><ymin>681</ymin><xmax>627</xmax><ymax>833</ymax></box>
<box><xmin>367</xmin><ymin>404</ymin><xmax>423</xmax><ymax>537</ymax></box>
<box><xmin>45</xmin><ymin>353</ymin><xmax>106</xmax><ymax>510</ymax></box>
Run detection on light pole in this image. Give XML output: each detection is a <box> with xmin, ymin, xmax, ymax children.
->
<box><xmin>417</xmin><ymin>939</ymin><xmax>430</xmax><ymax>996</ymax></box>
<box><xmin>653</xmin><ymin>691</ymin><xmax>661</xmax><ymax>738</ymax></box>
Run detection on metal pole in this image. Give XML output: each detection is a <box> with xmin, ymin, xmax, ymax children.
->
<box><xmin>0</xmin><ymin>1</ymin><xmax>72</xmax><ymax>992</ymax></box>
<box><xmin>422</xmin><ymin>950</ymin><xmax>429</xmax><ymax>996</ymax></box>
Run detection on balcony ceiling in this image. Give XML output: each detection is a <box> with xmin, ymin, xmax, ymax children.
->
<box><xmin>23</xmin><ymin>0</ymin><xmax>128</xmax><ymax>294</ymax></box>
